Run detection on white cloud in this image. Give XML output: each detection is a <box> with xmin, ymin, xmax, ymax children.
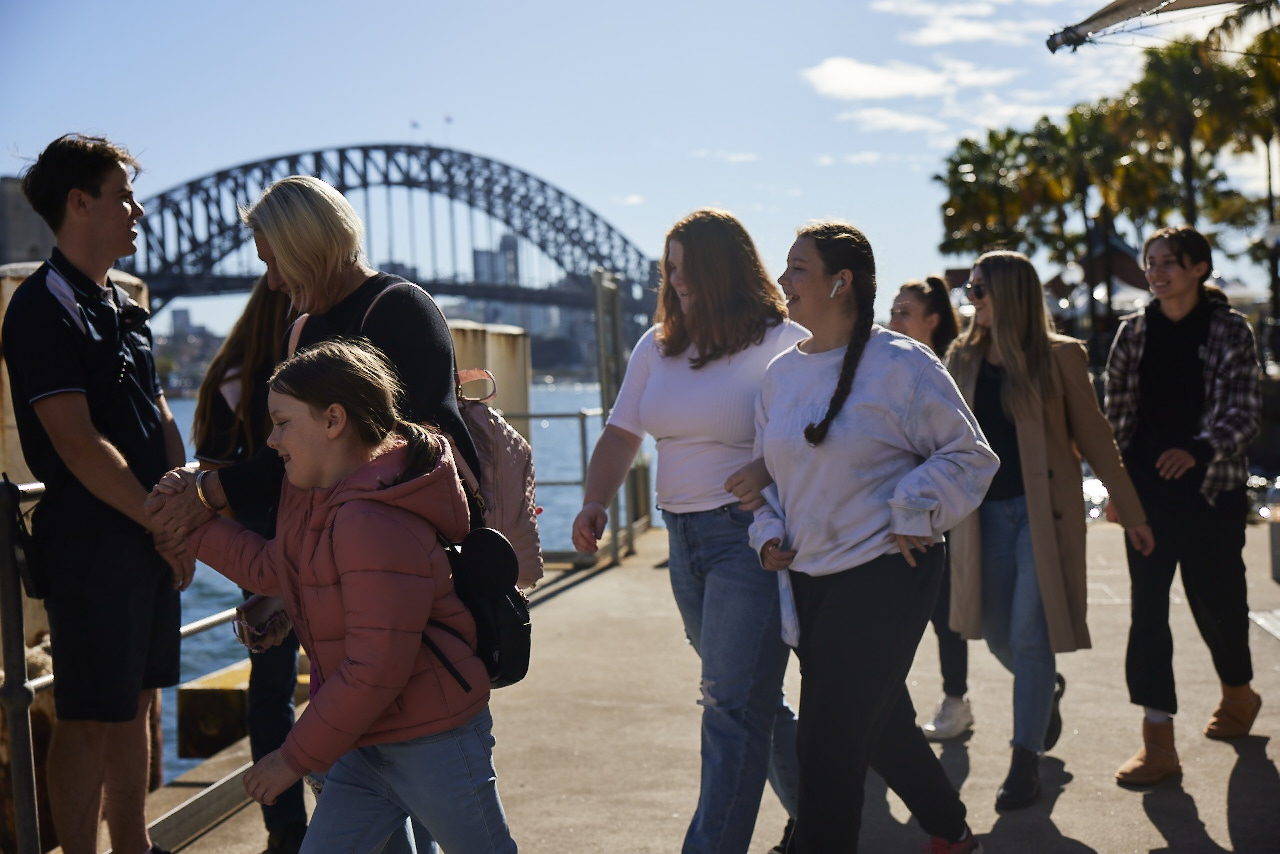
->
<box><xmin>802</xmin><ymin>57</ymin><xmax>1019</xmax><ymax>100</ymax></box>
<box><xmin>816</xmin><ymin>154</ymin><xmax>836</xmax><ymax>166</ymax></box>
<box><xmin>615</xmin><ymin>194</ymin><xmax>644</xmax><ymax>206</ymax></box>
<box><xmin>838</xmin><ymin>107</ymin><xmax>949</xmax><ymax>133</ymax></box>
<box><xmin>943</xmin><ymin>91</ymin><xmax>1066</xmax><ymax>132</ymax></box>
<box><xmin>867</xmin><ymin>0</ymin><xmax>1056</xmax><ymax>46</ymax></box>
<box><xmin>689</xmin><ymin>149</ymin><xmax>759</xmax><ymax>164</ymax></box>
<box><xmin>844</xmin><ymin>152</ymin><xmax>883</xmax><ymax>165</ymax></box>
<box><xmin>904</xmin><ymin>17</ymin><xmax>1057</xmax><ymax>46</ymax></box>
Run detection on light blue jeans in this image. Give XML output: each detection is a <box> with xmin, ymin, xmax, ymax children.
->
<box><xmin>664</xmin><ymin>505</ymin><xmax>799</xmax><ymax>854</ymax></box>
<box><xmin>979</xmin><ymin>495</ymin><xmax>1056</xmax><ymax>754</ymax></box>
<box><xmin>300</xmin><ymin>708</ymin><xmax>516</xmax><ymax>854</ymax></box>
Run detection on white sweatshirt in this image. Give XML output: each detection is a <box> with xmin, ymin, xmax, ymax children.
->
<box><xmin>608</xmin><ymin>320</ymin><xmax>808</xmax><ymax>513</ymax></box>
<box><xmin>750</xmin><ymin>326</ymin><xmax>998</xmax><ymax>576</ymax></box>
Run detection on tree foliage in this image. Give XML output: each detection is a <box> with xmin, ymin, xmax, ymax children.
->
<box><xmin>936</xmin><ymin>32</ymin><xmax>1277</xmax><ymax>265</ymax></box>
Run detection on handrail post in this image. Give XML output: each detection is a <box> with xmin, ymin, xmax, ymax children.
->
<box><xmin>0</xmin><ymin>481</ymin><xmax>42</xmax><ymax>854</ymax></box>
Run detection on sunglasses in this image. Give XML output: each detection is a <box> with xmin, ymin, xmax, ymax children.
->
<box><xmin>964</xmin><ymin>280</ymin><xmax>986</xmax><ymax>300</ymax></box>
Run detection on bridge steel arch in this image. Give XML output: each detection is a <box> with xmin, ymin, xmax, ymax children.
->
<box><xmin>122</xmin><ymin>144</ymin><xmax>656</xmax><ymax>310</ymax></box>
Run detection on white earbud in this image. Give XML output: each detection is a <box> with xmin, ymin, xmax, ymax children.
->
<box><xmin>829</xmin><ymin>278</ymin><xmax>844</xmax><ymax>298</ymax></box>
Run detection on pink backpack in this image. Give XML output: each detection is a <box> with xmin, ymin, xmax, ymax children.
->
<box><xmin>286</xmin><ymin>286</ymin><xmax>544</xmax><ymax>589</ymax></box>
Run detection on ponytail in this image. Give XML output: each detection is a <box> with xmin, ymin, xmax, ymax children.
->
<box><xmin>393</xmin><ymin>418</ymin><xmax>445</xmax><ymax>485</ymax></box>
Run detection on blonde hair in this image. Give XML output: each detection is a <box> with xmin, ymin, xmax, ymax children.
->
<box><xmin>948</xmin><ymin>251</ymin><xmax>1057</xmax><ymax>421</ymax></box>
<box><xmin>241</xmin><ymin>176</ymin><xmax>365</xmax><ymax>313</ymax></box>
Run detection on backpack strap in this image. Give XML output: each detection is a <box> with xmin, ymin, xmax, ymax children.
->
<box><xmin>457</xmin><ymin>368</ymin><xmax>498</xmax><ymax>403</ymax></box>
<box><xmin>420</xmin><ymin>627</ymin><xmax>473</xmax><ymax>693</ymax></box>
<box><xmin>286</xmin><ymin>314</ymin><xmax>309</xmax><ymax>358</ymax></box>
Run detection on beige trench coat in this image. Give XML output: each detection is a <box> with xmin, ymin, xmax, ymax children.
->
<box><xmin>948</xmin><ymin>338</ymin><xmax>1146</xmax><ymax>654</ymax></box>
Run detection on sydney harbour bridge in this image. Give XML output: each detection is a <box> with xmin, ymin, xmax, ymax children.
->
<box><xmin>120</xmin><ymin>144</ymin><xmax>659</xmax><ymax>329</ymax></box>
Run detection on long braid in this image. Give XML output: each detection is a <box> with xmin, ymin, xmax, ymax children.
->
<box><xmin>804</xmin><ymin>284</ymin><xmax>874</xmax><ymax>445</ymax></box>
<box><xmin>800</xmin><ymin>222</ymin><xmax>878</xmax><ymax>446</ymax></box>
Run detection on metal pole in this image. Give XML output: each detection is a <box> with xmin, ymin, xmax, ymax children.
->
<box><xmin>0</xmin><ymin>481</ymin><xmax>42</xmax><ymax>854</ymax></box>
<box><xmin>594</xmin><ymin>269</ymin><xmax>622</xmax><ymax>566</ymax></box>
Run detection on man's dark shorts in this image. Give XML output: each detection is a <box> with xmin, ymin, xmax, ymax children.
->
<box><xmin>40</xmin><ymin>517</ymin><xmax>181</xmax><ymax>722</ymax></box>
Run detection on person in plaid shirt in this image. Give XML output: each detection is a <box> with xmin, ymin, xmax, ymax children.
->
<box><xmin>1105</xmin><ymin>225</ymin><xmax>1263</xmax><ymax>788</ymax></box>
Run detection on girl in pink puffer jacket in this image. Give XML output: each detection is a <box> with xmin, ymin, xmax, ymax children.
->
<box><xmin>178</xmin><ymin>339</ymin><xmax>518</xmax><ymax>854</ymax></box>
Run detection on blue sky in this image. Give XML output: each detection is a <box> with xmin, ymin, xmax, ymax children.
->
<box><xmin>1</xmin><ymin>0</ymin><xmax>1271</xmax><ymax>334</ymax></box>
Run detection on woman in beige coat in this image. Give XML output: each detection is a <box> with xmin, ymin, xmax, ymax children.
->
<box><xmin>947</xmin><ymin>251</ymin><xmax>1155</xmax><ymax>812</ymax></box>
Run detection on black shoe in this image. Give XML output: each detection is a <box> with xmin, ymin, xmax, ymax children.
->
<box><xmin>1045</xmin><ymin>673</ymin><xmax>1067</xmax><ymax>751</ymax></box>
<box><xmin>771</xmin><ymin>817</ymin><xmax>795</xmax><ymax>853</ymax></box>
<box><xmin>265</xmin><ymin>823</ymin><xmax>308</xmax><ymax>854</ymax></box>
<box><xmin>995</xmin><ymin>746</ymin><xmax>1041</xmax><ymax>811</ymax></box>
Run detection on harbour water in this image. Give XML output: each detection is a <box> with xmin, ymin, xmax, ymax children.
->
<box><xmin>159</xmin><ymin>382</ymin><xmax>658</xmax><ymax>778</ymax></box>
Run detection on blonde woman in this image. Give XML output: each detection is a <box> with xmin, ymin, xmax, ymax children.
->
<box><xmin>947</xmin><ymin>251</ymin><xmax>1154</xmax><ymax>811</ymax></box>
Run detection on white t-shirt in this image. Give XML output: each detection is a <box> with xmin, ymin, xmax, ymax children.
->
<box><xmin>749</xmin><ymin>326</ymin><xmax>998</xmax><ymax>576</ymax></box>
<box><xmin>607</xmin><ymin>320</ymin><xmax>808</xmax><ymax>513</ymax></box>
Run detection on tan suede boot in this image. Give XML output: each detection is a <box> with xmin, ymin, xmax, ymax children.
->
<box><xmin>1204</xmin><ymin>682</ymin><xmax>1262</xmax><ymax>739</ymax></box>
<box><xmin>1115</xmin><ymin>718</ymin><xmax>1181</xmax><ymax>786</ymax></box>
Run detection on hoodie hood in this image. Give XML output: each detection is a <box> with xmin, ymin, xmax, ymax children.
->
<box><xmin>294</xmin><ymin>441</ymin><xmax>471</xmax><ymax>543</ymax></box>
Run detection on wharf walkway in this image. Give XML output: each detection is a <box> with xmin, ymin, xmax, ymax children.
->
<box><xmin>121</xmin><ymin>521</ymin><xmax>1280</xmax><ymax>854</ymax></box>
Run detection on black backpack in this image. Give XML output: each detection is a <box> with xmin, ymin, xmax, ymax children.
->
<box><xmin>422</xmin><ymin>527</ymin><xmax>531</xmax><ymax>691</ymax></box>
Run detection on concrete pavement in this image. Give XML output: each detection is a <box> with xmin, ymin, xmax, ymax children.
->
<box><xmin>156</xmin><ymin>519</ymin><xmax>1280</xmax><ymax>853</ymax></box>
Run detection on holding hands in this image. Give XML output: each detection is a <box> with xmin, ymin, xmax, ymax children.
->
<box><xmin>145</xmin><ymin>467</ymin><xmax>220</xmax><ymax>537</ymax></box>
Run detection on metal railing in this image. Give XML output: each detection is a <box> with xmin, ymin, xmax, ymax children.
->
<box><xmin>503</xmin><ymin>406</ymin><xmax>651</xmax><ymax>567</ymax></box>
<box><xmin>0</xmin><ymin>479</ymin><xmax>238</xmax><ymax>854</ymax></box>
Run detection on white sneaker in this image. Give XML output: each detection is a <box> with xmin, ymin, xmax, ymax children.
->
<box><xmin>923</xmin><ymin>695</ymin><xmax>974</xmax><ymax>741</ymax></box>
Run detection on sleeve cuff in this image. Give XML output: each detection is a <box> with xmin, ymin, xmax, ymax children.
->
<box><xmin>889</xmin><ymin>498</ymin><xmax>936</xmax><ymax>538</ymax></box>
<box><xmin>280</xmin><ymin>741</ymin><xmax>312</xmax><ymax>778</ymax></box>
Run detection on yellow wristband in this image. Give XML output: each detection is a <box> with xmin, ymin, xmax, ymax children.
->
<box><xmin>195</xmin><ymin>471</ymin><xmax>219</xmax><ymax>512</ymax></box>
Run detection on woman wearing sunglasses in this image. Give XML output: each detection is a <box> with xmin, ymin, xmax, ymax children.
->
<box><xmin>946</xmin><ymin>251</ymin><xmax>1154</xmax><ymax>811</ymax></box>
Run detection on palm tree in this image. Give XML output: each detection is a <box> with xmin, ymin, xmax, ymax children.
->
<box><xmin>935</xmin><ymin>128</ymin><xmax>1028</xmax><ymax>256</ymax></box>
<box><xmin>1206</xmin><ymin>0</ymin><xmax>1278</xmax><ymax>49</ymax></box>
<box><xmin>1128</xmin><ymin>39</ymin><xmax>1243</xmax><ymax>226</ymax></box>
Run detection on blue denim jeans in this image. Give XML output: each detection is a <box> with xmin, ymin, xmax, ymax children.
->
<box><xmin>301</xmin><ymin>708</ymin><xmax>516</xmax><ymax>854</ymax></box>
<box><xmin>979</xmin><ymin>496</ymin><xmax>1056</xmax><ymax>753</ymax></box>
<box><xmin>663</xmin><ymin>505</ymin><xmax>799</xmax><ymax>854</ymax></box>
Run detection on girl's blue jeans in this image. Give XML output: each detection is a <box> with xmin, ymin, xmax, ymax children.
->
<box><xmin>663</xmin><ymin>504</ymin><xmax>799</xmax><ymax>854</ymax></box>
<box><xmin>301</xmin><ymin>708</ymin><xmax>516</xmax><ymax>854</ymax></box>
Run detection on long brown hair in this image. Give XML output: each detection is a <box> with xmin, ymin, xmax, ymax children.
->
<box><xmin>656</xmin><ymin>209</ymin><xmax>787</xmax><ymax>369</ymax></box>
<box><xmin>192</xmin><ymin>275</ymin><xmax>295</xmax><ymax>459</ymax></box>
<box><xmin>947</xmin><ymin>251</ymin><xmax>1056</xmax><ymax>421</ymax></box>
<box><xmin>269</xmin><ymin>339</ymin><xmax>443</xmax><ymax>486</ymax></box>
<box><xmin>799</xmin><ymin>222</ymin><xmax>877</xmax><ymax>446</ymax></box>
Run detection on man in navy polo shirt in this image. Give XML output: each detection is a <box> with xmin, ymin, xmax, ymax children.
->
<box><xmin>2</xmin><ymin>134</ymin><xmax>193</xmax><ymax>854</ymax></box>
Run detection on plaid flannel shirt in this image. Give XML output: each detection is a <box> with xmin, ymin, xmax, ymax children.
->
<box><xmin>1104</xmin><ymin>300</ymin><xmax>1261</xmax><ymax>505</ymax></box>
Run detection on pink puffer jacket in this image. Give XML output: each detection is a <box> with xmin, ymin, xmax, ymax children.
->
<box><xmin>189</xmin><ymin>443</ymin><xmax>489</xmax><ymax>776</ymax></box>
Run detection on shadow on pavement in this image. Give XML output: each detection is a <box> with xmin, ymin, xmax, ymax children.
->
<box><xmin>981</xmin><ymin>758</ymin><xmax>1097</xmax><ymax>854</ymax></box>
<box><xmin>1133</xmin><ymin>735</ymin><xmax>1280</xmax><ymax>853</ymax></box>
<box><xmin>1226</xmin><ymin>735</ymin><xmax>1280</xmax><ymax>853</ymax></box>
<box><xmin>858</xmin><ymin>733</ymin><xmax>973</xmax><ymax>850</ymax></box>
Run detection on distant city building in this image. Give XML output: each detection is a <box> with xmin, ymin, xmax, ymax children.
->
<box><xmin>473</xmin><ymin>233</ymin><xmax>519</xmax><ymax>285</ymax></box>
<box><xmin>0</xmin><ymin>176</ymin><xmax>54</xmax><ymax>264</ymax></box>
<box><xmin>171</xmin><ymin>308</ymin><xmax>193</xmax><ymax>335</ymax></box>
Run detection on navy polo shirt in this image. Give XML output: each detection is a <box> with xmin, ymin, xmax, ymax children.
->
<box><xmin>2</xmin><ymin>248</ymin><xmax>170</xmax><ymax>528</ymax></box>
